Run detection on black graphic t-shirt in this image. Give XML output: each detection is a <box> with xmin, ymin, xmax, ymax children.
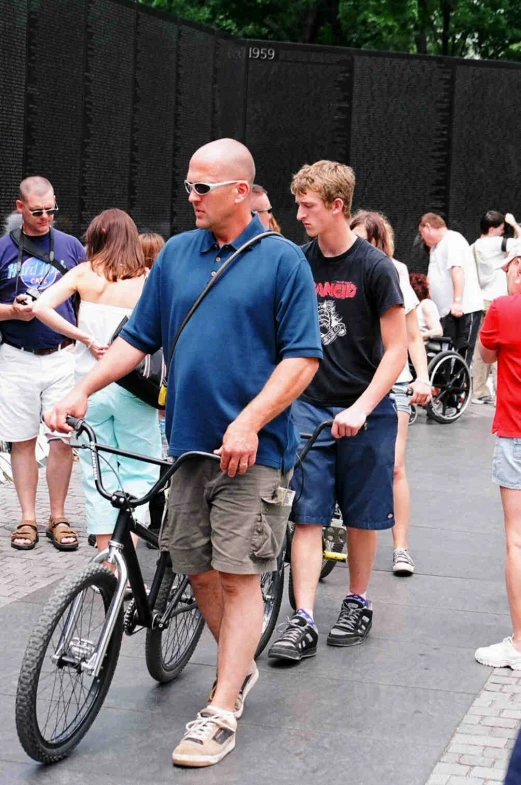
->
<box><xmin>301</xmin><ymin>236</ymin><xmax>404</xmax><ymax>407</ymax></box>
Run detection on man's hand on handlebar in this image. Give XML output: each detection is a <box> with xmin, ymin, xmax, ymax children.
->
<box><xmin>214</xmin><ymin>421</ymin><xmax>258</xmax><ymax>477</ymax></box>
<box><xmin>44</xmin><ymin>388</ymin><xmax>89</xmax><ymax>433</ymax></box>
<box><xmin>331</xmin><ymin>405</ymin><xmax>367</xmax><ymax>438</ymax></box>
<box><xmin>409</xmin><ymin>379</ymin><xmax>431</xmax><ymax>406</ymax></box>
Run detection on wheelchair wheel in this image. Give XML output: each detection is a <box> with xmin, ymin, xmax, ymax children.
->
<box><xmin>145</xmin><ymin>569</ymin><xmax>205</xmax><ymax>683</ymax></box>
<box><xmin>425</xmin><ymin>350</ymin><xmax>471</xmax><ymax>424</ymax></box>
<box><xmin>16</xmin><ymin>565</ymin><xmax>123</xmax><ymax>763</ymax></box>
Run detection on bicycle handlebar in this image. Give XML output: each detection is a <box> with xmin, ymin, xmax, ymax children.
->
<box><xmin>65</xmin><ymin>415</ymin><xmax>219</xmax><ymax>509</ymax></box>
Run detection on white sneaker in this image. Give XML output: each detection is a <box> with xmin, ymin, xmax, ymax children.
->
<box><xmin>208</xmin><ymin>663</ymin><xmax>259</xmax><ymax>719</ymax></box>
<box><xmin>392</xmin><ymin>548</ymin><xmax>415</xmax><ymax>575</ymax></box>
<box><xmin>172</xmin><ymin>706</ymin><xmax>237</xmax><ymax>767</ymax></box>
<box><xmin>475</xmin><ymin>637</ymin><xmax>521</xmax><ymax>669</ymax></box>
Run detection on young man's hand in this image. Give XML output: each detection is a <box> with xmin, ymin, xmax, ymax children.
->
<box><xmin>332</xmin><ymin>405</ymin><xmax>367</xmax><ymax>438</ymax></box>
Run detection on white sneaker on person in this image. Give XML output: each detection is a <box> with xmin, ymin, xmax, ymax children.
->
<box><xmin>392</xmin><ymin>548</ymin><xmax>415</xmax><ymax>575</ymax></box>
<box><xmin>172</xmin><ymin>705</ymin><xmax>237</xmax><ymax>767</ymax></box>
<box><xmin>475</xmin><ymin>637</ymin><xmax>521</xmax><ymax>669</ymax></box>
<box><xmin>208</xmin><ymin>663</ymin><xmax>259</xmax><ymax>719</ymax></box>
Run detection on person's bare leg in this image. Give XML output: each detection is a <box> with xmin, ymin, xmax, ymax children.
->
<box><xmin>347</xmin><ymin>528</ymin><xmax>377</xmax><ymax>595</ymax></box>
<box><xmin>47</xmin><ymin>438</ymin><xmax>75</xmax><ymax>544</ymax></box>
<box><xmin>211</xmin><ymin>572</ymin><xmax>263</xmax><ymax>712</ymax></box>
<box><xmin>291</xmin><ymin>523</ymin><xmax>323</xmax><ymax>612</ymax></box>
<box><xmin>392</xmin><ymin>411</ymin><xmax>410</xmax><ymax>550</ymax></box>
<box><xmin>10</xmin><ymin>438</ymin><xmax>38</xmax><ymax>546</ymax></box>
<box><xmin>190</xmin><ymin>569</ymin><xmax>225</xmax><ymax>641</ymax></box>
<box><xmin>502</xmin><ymin>487</ymin><xmax>521</xmax><ymax>649</ymax></box>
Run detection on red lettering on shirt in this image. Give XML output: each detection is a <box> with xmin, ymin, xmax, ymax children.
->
<box><xmin>315</xmin><ymin>281</ymin><xmax>357</xmax><ymax>299</ymax></box>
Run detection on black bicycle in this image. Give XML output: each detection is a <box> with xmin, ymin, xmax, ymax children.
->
<box><xmin>15</xmin><ymin>416</ymin><xmax>284</xmax><ymax>764</ymax></box>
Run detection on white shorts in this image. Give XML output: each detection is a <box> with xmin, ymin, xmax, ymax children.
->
<box><xmin>0</xmin><ymin>342</ymin><xmax>75</xmax><ymax>442</ymax></box>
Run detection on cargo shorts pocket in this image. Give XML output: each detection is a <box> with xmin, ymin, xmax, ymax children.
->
<box><xmin>250</xmin><ymin>497</ymin><xmax>291</xmax><ymax>560</ymax></box>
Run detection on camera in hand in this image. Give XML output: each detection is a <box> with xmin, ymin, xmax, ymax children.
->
<box><xmin>16</xmin><ymin>288</ymin><xmax>40</xmax><ymax>303</ymax></box>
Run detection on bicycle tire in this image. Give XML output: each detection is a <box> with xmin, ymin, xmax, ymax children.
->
<box><xmin>255</xmin><ymin>544</ymin><xmax>286</xmax><ymax>658</ymax></box>
<box><xmin>145</xmin><ymin>568</ymin><xmax>205</xmax><ymax>683</ymax></box>
<box><xmin>16</xmin><ymin>564</ymin><xmax>123</xmax><ymax>764</ymax></box>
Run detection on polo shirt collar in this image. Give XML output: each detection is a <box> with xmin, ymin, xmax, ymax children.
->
<box><xmin>200</xmin><ymin>213</ymin><xmax>265</xmax><ymax>254</ymax></box>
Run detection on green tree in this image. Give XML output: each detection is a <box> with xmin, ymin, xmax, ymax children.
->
<box><xmin>139</xmin><ymin>0</ymin><xmax>521</xmax><ymax>61</ymax></box>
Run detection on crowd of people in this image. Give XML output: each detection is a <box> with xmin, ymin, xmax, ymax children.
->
<box><xmin>1</xmin><ymin>139</ymin><xmax>521</xmax><ymax>771</ymax></box>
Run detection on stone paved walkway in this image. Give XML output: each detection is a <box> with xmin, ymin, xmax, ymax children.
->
<box><xmin>0</xmin><ymin>404</ymin><xmax>519</xmax><ymax>785</ymax></box>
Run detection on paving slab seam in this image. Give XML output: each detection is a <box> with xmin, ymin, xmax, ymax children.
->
<box><xmin>426</xmin><ymin>668</ymin><xmax>521</xmax><ymax>784</ymax></box>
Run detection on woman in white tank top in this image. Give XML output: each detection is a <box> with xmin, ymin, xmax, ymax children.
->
<box><xmin>34</xmin><ymin>209</ymin><xmax>161</xmax><ymax>556</ymax></box>
<box><xmin>350</xmin><ymin>211</ymin><xmax>432</xmax><ymax>578</ymax></box>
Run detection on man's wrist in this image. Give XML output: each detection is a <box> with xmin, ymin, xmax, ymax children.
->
<box><xmin>454</xmin><ymin>297</ymin><xmax>462</xmax><ymax>303</ymax></box>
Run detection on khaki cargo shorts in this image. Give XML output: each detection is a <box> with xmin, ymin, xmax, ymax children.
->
<box><xmin>160</xmin><ymin>457</ymin><xmax>292</xmax><ymax>575</ymax></box>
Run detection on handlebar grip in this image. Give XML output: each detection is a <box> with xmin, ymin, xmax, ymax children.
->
<box><xmin>66</xmin><ymin>415</ymin><xmax>85</xmax><ymax>430</ymax></box>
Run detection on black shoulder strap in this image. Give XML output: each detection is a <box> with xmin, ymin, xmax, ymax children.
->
<box><xmin>161</xmin><ymin>231</ymin><xmax>280</xmax><ymax>395</ymax></box>
<box><xmin>10</xmin><ymin>228</ymin><xmax>67</xmax><ymax>276</ymax></box>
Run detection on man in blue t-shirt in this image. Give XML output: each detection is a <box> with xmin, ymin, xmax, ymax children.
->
<box><xmin>0</xmin><ymin>176</ymin><xmax>85</xmax><ymax>552</ymax></box>
<box><xmin>45</xmin><ymin>138</ymin><xmax>322</xmax><ymax>768</ymax></box>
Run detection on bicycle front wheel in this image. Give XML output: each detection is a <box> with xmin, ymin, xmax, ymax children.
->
<box><xmin>16</xmin><ymin>564</ymin><xmax>123</xmax><ymax>763</ymax></box>
<box><xmin>145</xmin><ymin>569</ymin><xmax>205</xmax><ymax>683</ymax></box>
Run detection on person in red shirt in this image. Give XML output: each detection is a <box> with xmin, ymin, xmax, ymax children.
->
<box><xmin>475</xmin><ymin>241</ymin><xmax>521</xmax><ymax>669</ymax></box>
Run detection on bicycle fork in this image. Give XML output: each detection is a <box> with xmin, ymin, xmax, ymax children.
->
<box><xmin>52</xmin><ymin>544</ymin><xmax>128</xmax><ymax>680</ymax></box>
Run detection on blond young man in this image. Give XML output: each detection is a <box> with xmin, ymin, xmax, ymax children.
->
<box><xmin>269</xmin><ymin>161</ymin><xmax>407</xmax><ymax>662</ymax></box>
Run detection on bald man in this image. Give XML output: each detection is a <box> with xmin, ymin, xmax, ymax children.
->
<box><xmin>0</xmin><ymin>176</ymin><xmax>85</xmax><ymax>552</ymax></box>
<box><xmin>45</xmin><ymin>138</ymin><xmax>322</xmax><ymax>767</ymax></box>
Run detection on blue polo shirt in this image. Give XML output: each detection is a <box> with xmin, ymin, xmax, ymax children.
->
<box><xmin>120</xmin><ymin>215</ymin><xmax>322</xmax><ymax>471</ymax></box>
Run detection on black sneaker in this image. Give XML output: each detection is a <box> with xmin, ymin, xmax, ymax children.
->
<box><xmin>327</xmin><ymin>596</ymin><xmax>373</xmax><ymax>647</ymax></box>
<box><xmin>268</xmin><ymin>613</ymin><xmax>318</xmax><ymax>661</ymax></box>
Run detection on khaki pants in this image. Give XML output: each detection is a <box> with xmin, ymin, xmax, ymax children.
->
<box><xmin>472</xmin><ymin>299</ymin><xmax>496</xmax><ymax>398</ymax></box>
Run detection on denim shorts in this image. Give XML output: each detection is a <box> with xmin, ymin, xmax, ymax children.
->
<box><xmin>492</xmin><ymin>436</ymin><xmax>521</xmax><ymax>490</ymax></box>
<box><xmin>290</xmin><ymin>397</ymin><xmax>398</xmax><ymax>530</ymax></box>
<box><xmin>390</xmin><ymin>381</ymin><xmax>411</xmax><ymax>414</ymax></box>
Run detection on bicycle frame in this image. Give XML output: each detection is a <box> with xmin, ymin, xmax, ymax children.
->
<box><xmin>57</xmin><ymin>417</ymin><xmax>219</xmax><ymax>679</ymax></box>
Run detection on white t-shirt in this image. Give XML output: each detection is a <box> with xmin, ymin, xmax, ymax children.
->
<box><xmin>428</xmin><ymin>230</ymin><xmax>483</xmax><ymax>317</ymax></box>
<box><xmin>471</xmin><ymin>235</ymin><xmax>510</xmax><ymax>301</ymax></box>
<box><xmin>393</xmin><ymin>259</ymin><xmax>419</xmax><ymax>384</ymax></box>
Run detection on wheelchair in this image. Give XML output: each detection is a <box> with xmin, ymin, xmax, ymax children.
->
<box><xmin>409</xmin><ymin>336</ymin><xmax>471</xmax><ymax>424</ymax></box>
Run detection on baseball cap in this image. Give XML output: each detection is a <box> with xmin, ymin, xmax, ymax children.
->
<box><xmin>502</xmin><ymin>241</ymin><xmax>521</xmax><ymax>271</ymax></box>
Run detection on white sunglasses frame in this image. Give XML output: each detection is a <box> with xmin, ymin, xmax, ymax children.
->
<box><xmin>184</xmin><ymin>180</ymin><xmax>249</xmax><ymax>195</ymax></box>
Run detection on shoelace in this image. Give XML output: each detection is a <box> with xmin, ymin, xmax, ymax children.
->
<box><xmin>394</xmin><ymin>549</ymin><xmax>413</xmax><ymax>565</ymax></box>
<box><xmin>185</xmin><ymin>711</ymin><xmax>230</xmax><ymax>741</ymax></box>
<box><xmin>277</xmin><ymin>617</ymin><xmax>306</xmax><ymax>644</ymax></box>
<box><xmin>335</xmin><ymin>602</ymin><xmax>363</xmax><ymax>632</ymax></box>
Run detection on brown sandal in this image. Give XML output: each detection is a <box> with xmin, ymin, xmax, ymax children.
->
<box><xmin>11</xmin><ymin>521</ymin><xmax>39</xmax><ymax>551</ymax></box>
<box><xmin>46</xmin><ymin>516</ymin><xmax>79</xmax><ymax>552</ymax></box>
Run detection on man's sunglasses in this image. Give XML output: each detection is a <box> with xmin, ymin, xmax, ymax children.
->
<box><xmin>184</xmin><ymin>180</ymin><xmax>248</xmax><ymax>195</ymax></box>
<box><xmin>26</xmin><ymin>205</ymin><xmax>59</xmax><ymax>217</ymax></box>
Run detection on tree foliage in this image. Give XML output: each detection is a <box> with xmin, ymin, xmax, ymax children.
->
<box><xmin>140</xmin><ymin>0</ymin><xmax>521</xmax><ymax>61</ymax></box>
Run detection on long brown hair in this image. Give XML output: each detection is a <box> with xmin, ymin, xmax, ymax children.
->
<box><xmin>350</xmin><ymin>210</ymin><xmax>394</xmax><ymax>257</ymax></box>
<box><xmin>139</xmin><ymin>232</ymin><xmax>165</xmax><ymax>269</ymax></box>
<box><xmin>85</xmin><ymin>209</ymin><xmax>146</xmax><ymax>282</ymax></box>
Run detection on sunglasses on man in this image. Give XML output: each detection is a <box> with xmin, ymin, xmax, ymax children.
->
<box><xmin>184</xmin><ymin>180</ymin><xmax>248</xmax><ymax>195</ymax></box>
<box><xmin>24</xmin><ymin>205</ymin><xmax>60</xmax><ymax>217</ymax></box>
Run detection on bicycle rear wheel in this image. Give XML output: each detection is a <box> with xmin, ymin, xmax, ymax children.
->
<box><xmin>16</xmin><ymin>564</ymin><xmax>123</xmax><ymax>763</ymax></box>
<box><xmin>256</xmin><ymin>543</ymin><xmax>286</xmax><ymax>657</ymax></box>
<box><xmin>145</xmin><ymin>569</ymin><xmax>205</xmax><ymax>683</ymax></box>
